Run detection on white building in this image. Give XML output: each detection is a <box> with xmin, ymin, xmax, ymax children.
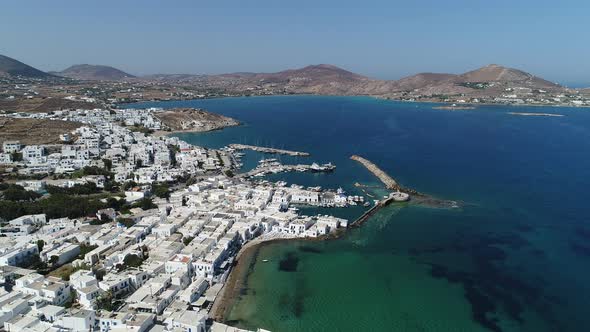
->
<box><xmin>2</xmin><ymin>141</ymin><xmax>21</xmax><ymax>154</ymax></box>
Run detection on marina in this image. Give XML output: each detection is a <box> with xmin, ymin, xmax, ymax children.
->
<box><xmin>238</xmin><ymin>159</ymin><xmax>336</xmax><ymax>178</ymax></box>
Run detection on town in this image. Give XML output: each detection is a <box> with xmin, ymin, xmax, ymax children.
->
<box><xmin>0</xmin><ymin>105</ymin><xmax>363</xmax><ymax>332</ymax></box>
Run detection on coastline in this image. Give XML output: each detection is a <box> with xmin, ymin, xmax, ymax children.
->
<box><xmin>209</xmin><ymin>228</ymin><xmax>348</xmax><ymax>322</ymax></box>
<box><xmin>507</xmin><ymin>112</ymin><xmax>564</xmax><ymax>117</ymax></box>
<box><xmin>152</xmin><ymin>122</ymin><xmax>241</xmax><ymax>137</ymax></box>
<box><xmin>115</xmin><ymin>95</ymin><xmax>588</xmax><ymax>331</ymax></box>
<box><xmin>122</xmin><ymin>93</ymin><xmax>590</xmax><ymax>111</ymax></box>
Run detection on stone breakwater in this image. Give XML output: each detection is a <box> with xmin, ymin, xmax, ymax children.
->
<box><xmin>350</xmin><ymin>155</ymin><xmax>400</xmax><ymax>191</ymax></box>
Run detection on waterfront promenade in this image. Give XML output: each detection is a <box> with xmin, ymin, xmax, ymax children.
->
<box><xmin>229</xmin><ymin>143</ymin><xmax>310</xmax><ymax>156</ymax></box>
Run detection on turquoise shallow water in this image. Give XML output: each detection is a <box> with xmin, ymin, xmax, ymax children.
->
<box><xmin>132</xmin><ymin>96</ymin><xmax>590</xmax><ymax>331</ymax></box>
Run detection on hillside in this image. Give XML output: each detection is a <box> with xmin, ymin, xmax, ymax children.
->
<box><xmin>457</xmin><ymin>64</ymin><xmax>560</xmax><ymax>88</ymax></box>
<box><xmin>204</xmin><ymin>64</ymin><xmax>374</xmax><ymax>95</ymax></box>
<box><xmin>0</xmin><ymin>118</ymin><xmax>82</xmax><ymax>146</ymax></box>
<box><xmin>153</xmin><ymin>108</ymin><xmax>240</xmax><ymax>133</ymax></box>
<box><xmin>379</xmin><ymin>64</ymin><xmax>565</xmax><ymax>100</ymax></box>
<box><xmin>0</xmin><ymin>98</ymin><xmax>98</xmax><ymax>113</ymax></box>
<box><xmin>392</xmin><ymin>73</ymin><xmax>458</xmax><ymax>91</ymax></box>
<box><xmin>55</xmin><ymin>64</ymin><xmax>135</xmax><ymax>81</ymax></box>
<box><xmin>0</xmin><ymin>54</ymin><xmax>53</xmax><ymax>78</ymax></box>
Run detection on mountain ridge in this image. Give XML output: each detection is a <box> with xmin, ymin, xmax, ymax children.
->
<box><xmin>0</xmin><ymin>53</ymin><xmax>567</xmax><ymax>100</ymax></box>
<box><xmin>0</xmin><ymin>54</ymin><xmax>55</xmax><ymax>78</ymax></box>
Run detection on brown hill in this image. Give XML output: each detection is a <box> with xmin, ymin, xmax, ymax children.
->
<box><xmin>55</xmin><ymin>64</ymin><xmax>135</xmax><ymax>81</ymax></box>
<box><xmin>0</xmin><ymin>98</ymin><xmax>98</xmax><ymax>113</ymax></box>
<box><xmin>0</xmin><ymin>118</ymin><xmax>83</xmax><ymax>146</ymax></box>
<box><xmin>153</xmin><ymin>108</ymin><xmax>240</xmax><ymax>133</ymax></box>
<box><xmin>139</xmin><ymin>63</ymin><xmax>564</xmax><ymax>99</ymax></box>
<box><xmin>212</xmin><ymin>64</ymin><xmax>563</xmax><ymax>96</ymax></box>
<box><xmin>393</xmin><ymin>73</ymin><xmax>458</xmax><ymax>91</ymax></box>
<box><xmin>206</xmin><ymin>64</ymin><xmax>372</xmax><ymax>95</ymax></box>
<box><xmin>458</xmin><ymin>64</ymin><xmax>559</xmax><ymax>88</ymax></box>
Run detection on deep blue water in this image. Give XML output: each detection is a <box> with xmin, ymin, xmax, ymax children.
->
<box><xmin>131</xmin><ymin>96</ymin><xmax>590</xmax><ymax>331</ymax></box>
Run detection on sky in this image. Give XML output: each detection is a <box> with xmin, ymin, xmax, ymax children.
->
<box><xmin>1</xmin><ymin>0</ymin><xmax>589</xmax><ymax>85</ymax></box>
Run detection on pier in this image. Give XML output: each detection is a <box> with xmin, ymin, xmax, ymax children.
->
<box><xmin>350</xmin><ymin>196</ymin><xmax>396</xmax><ymax>227</ymax></box>
<box><xmin>229</xmin><ymin>144</ymin><xmax>310</xmax><ymax>156</ymax></box>
<box><xmin>350</xmin><ymin>155</ymin><xmax>400</xmax><ymax>191</ymax></box>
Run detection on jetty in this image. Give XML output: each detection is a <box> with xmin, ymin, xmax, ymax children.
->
<box><xmin>350</xmin><ymin>155</ymin><xmax>400</xmax><ymax>191</ymax></box>
<box><xmin>229</xmin><ymin>144</ymin><xmax>310</xmax><ymax>156</ymax></box>
<box><xmin>350</xmin><ymin>195</ymin><xmax>397</xmax><ymax>227</ymax></box>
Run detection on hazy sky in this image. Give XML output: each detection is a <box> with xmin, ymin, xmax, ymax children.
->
<box><xmin>1</xmin><ymin>0</ymin><xmax>589</xmax><ymax>84</ymax></box>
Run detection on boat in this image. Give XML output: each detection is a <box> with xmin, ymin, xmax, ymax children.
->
<box><xmin>262</xmin><ymin>259</ymin><xmax>269</xmax><ymax>262</ymax></box>
<box><xmin>310</xmin><ymin>162</ymin><xmax>336</xmax><ymax>172</ymax></box>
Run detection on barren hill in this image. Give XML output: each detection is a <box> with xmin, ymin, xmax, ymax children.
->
<box><xmin>392</xmin><ymin>73</ymin><xmax>458</xmax><ymax>91</ymax></box>
<box><xmin>458</xmin><ymin>64</ymin><xmax>559</xmax><ymax>88</ymax></box>
<box><xmin>55</xmin><ymin>64</ymin><xmax>135</xmax><ymax>81</ymax></box>
<box><xmin>0</xmin><ymin>118</ymin><xmax>83</xmax><ymax>146</ymax></box>
<box><xmin>153</xmin><ymin>108</ymin><xmax>240</xmax><ymax>133</ymax></box>
<box><xmin>145</xmin><ymin>63</ymin><xmax>564</xmax><ymax>99</ymax></box>
<box><xmin>0</xmin><ymin>98</ymin><xmax>98</xmax><ymax>113</ymax></box>
<box><xmin>0</xmin><ymin>54</ymin><xmax>53</xmax><ymax>78</ymax></box>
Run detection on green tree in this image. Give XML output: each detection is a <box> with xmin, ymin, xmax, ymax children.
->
<box><xmin>132</xmin><ymin>198</ymin><xmax>156</xmax><ymax>210</ymax></box>
<box><xmin>183</xmin><ymin>236</ymin><xmax>194</xmax><ymax>246</ymax></box>
<box><xmin>64</xmin><ymin>289</ymin><xmax>77</xmax><ymax>308</ymax></box>
<box><xmin>2</xmin><ymin>184</ymin><xmax>41</xmax><ymax>201</ymax></box>
<box><xmin>102</xmin><ymin>159</ymin><xmax>113</xmax><ymax>171</ymax></box>
<box><xmin>49</xmin><ymin>255</ymin><xmax>59</xmax><ymax>266</ymax></box>
<box><xmin>118</xmin><ymin>218</ymin><xmax>135</xmax><ymax>228</ymax></box>
<box><xmin>152</xmin><ymin>183</ymin><xmax>170</xmax><ymax>199</ymax></box>
<box><xmin>10</xmin><ymin>152</ymin><xmax>22</xmax><ymax>162</ymax></box>
<box><xmin>95</xmin><ymin>291</ymin><xmax>114</xmax><ymax>311</ymax></box>
<box><xmin>36</xmin><ymin>239</ymin><xmax>44</xmax><ymax>252</ymax></box>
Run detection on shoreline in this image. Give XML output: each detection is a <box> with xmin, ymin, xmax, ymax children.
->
<box><xmin>507</xmin><ymin>112</ymin><xmax>564</xmax><ymax>117</ymax></box>
<box><xmin>152</xmin><ymin>122</ymin><xmax>241</xmax><ymax>137</ymax></box>
<box><xmin>120</xmin><ymin>93</ymin><xmax>590</xmax><ymax>111</ymax></box>
<box><xmin>209</xmin><ymin>193</ymin><xmax>460</xmax><ymax>324</ymax></box>
<box><xmin>209</xmin><ymin>232</ymin><xmax>334</xmax><ymax>322</ymax></box>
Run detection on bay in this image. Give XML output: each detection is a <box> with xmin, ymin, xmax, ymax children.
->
<box><xmin>132</xmin><ymin>95</ymin><xmax>590</xmax><ymax>332</ymax></box>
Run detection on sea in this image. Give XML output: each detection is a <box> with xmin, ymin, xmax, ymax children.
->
<box><xmin>131</xmin><ymin>95</ymin><xmax>590</xmax><ymax>332</ymax></box>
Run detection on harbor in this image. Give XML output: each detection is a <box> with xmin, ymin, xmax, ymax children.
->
<box><xmin>228</xmin><ymin>143</ymin><xmax>310</xmax><ymax>156</ymax></box>
<box><xmin>238</xmin><ymin>158</ymin><xmax>336</xmax><ymax>178</ymax></box>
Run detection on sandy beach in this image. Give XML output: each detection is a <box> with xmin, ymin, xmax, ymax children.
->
<box><xmin>209</xmin><ymin>233</ymin><xmax>300</xmax><ymax>321</ymax></box>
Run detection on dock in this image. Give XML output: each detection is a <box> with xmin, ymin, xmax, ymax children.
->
<box><xmin>236</xmin><ymin>163</ymin><xmax>334</xmax><ymax>178</ymax></box>
<box><xmin>350</xmin><ymin>155</ymin><xmax>400</xmax><ymax>191</ymax></box>
<box><xmin>350</xmin><ymin>196</ymin><xmax>396</xmax><ymax>227</ymax></box>
<box><xmin>229</xmin><ymin>144</ymin><xmax>310</xmax><ymax>156</ymax></box>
